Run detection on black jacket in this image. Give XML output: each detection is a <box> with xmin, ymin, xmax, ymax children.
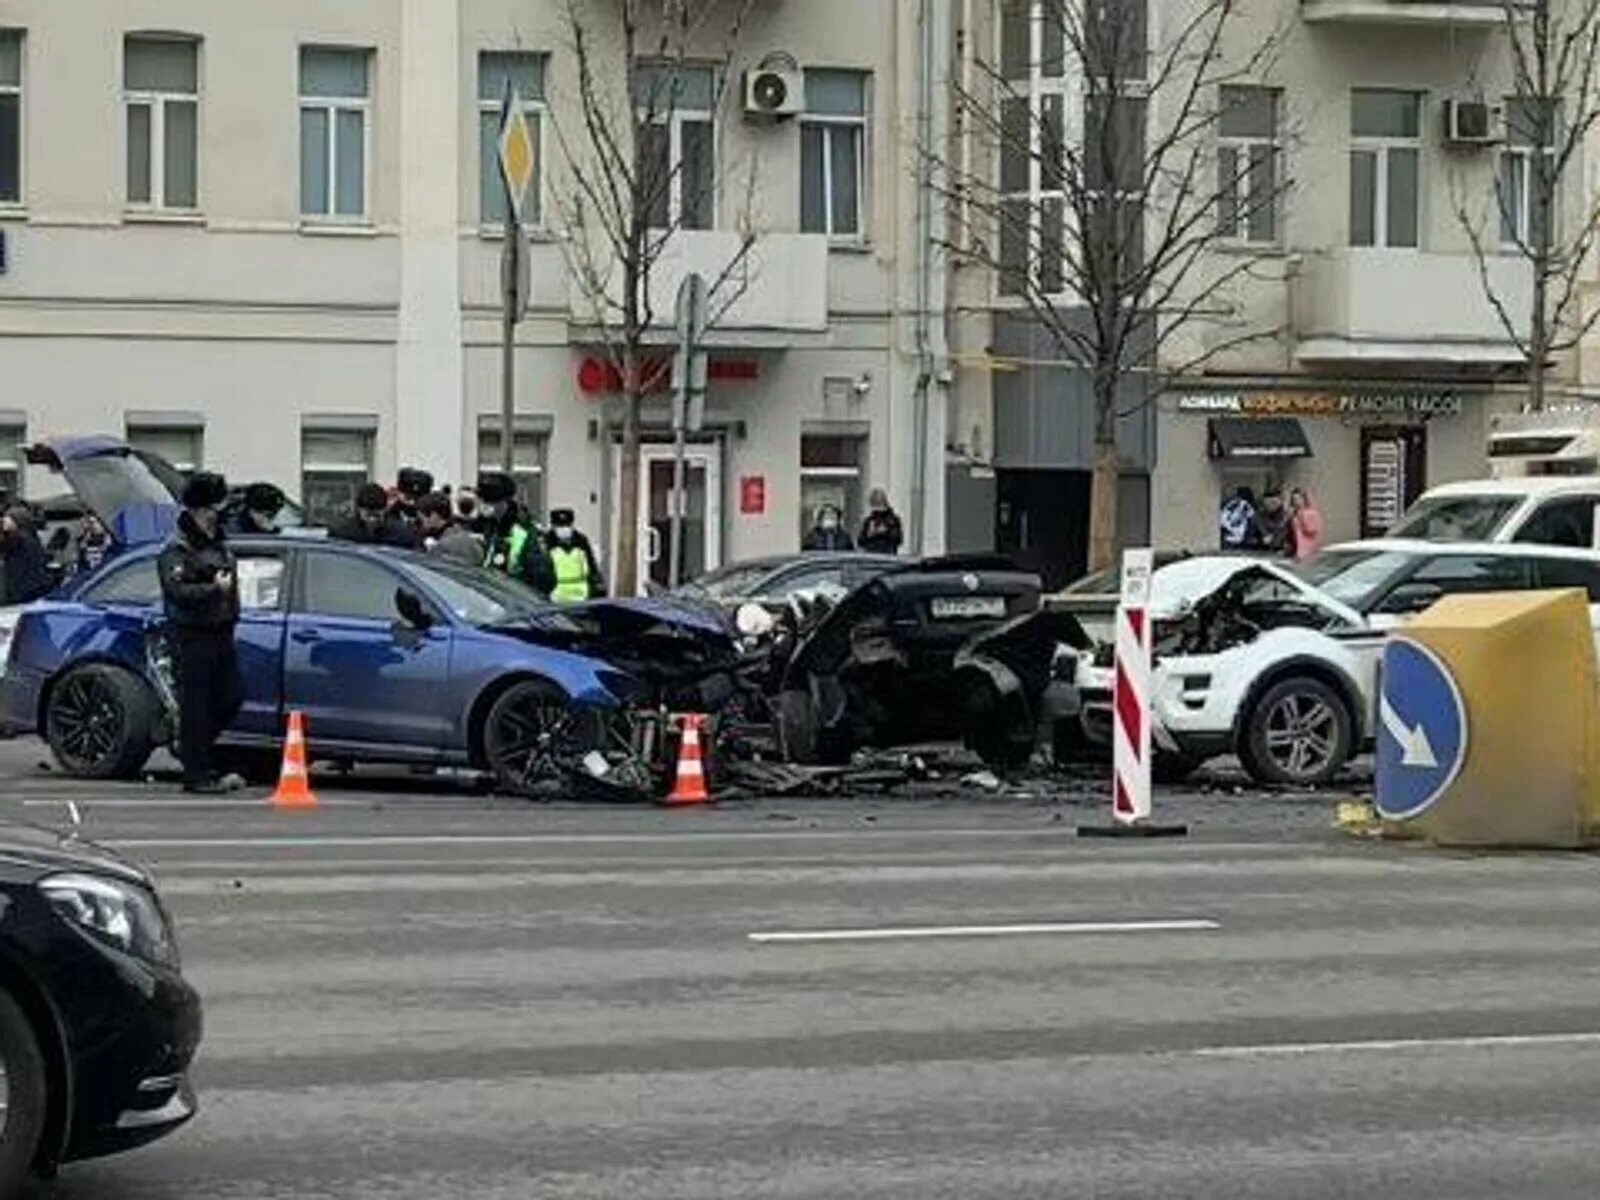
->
<box><xmin>858</xmin><ymin>508</ymin><xmax>904</xmax><ymax>555</ymax></box>
<box><xmin>482</xmin><ymin>507</ymin><xmax>556</xmax><ymax>596</ymax></box>
<box><xmin>0</xmin><ymin>530</ymin><xmax>54</xmax><ymax>606</ymax></box>
<box><xmin>328</xmin><ymin>510</ymin><xmax>420</xmax><ymax>549</ymax></box>
<box><xmin>803</xmin><ymin>525</ymin><xmax>855</xmax><ymax>552</ymax></box>
<box><xmin>158</xmin><ymin>512</ymin><xmax>240</xmax><ymax>632</ymax></box>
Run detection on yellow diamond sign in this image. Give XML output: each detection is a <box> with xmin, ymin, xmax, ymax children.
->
<box><xmin>497</xmin><ymin>88</ymin><xmax>536</xmax><ymax>220</ymax></box>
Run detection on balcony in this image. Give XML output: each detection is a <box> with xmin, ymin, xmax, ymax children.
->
<box><xmin>1292</xmin><ymin>248</ymin><xmax>1530</xmax><ymax>366</ymax></box>
<box><xmin>567</xmin><ymin>230</ymin><xmax>829</xmax><ymax>346</ymax></box>
<box><xmin>1301</xmin><ymin>0</ymin><xmax>1505</xmax><ymax>26</ymax></box>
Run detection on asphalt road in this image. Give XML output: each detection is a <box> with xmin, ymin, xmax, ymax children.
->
<box><xmin>4</xmin><ymin>744</ymin><xmax>1599</xmax><ymax>1199</ymax></box>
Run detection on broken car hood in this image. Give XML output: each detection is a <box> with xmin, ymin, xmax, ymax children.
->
<box><xmin>1148</xmin><ymin>556</ymin><xmax>1363</xmax><ymax>627</ymax></box>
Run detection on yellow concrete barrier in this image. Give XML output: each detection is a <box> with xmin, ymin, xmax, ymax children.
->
<box><xmin>1373</xmin><ymin>589</ymin><xmax>1600</xmax><ymax>848</ymax></box>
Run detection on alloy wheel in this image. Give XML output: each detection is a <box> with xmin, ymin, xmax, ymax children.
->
<box><xmin>490</xmin><ymin>694</ymin><xmax>590</xmax><ymax>788</ymax></box>
<box><xmin>51</xmin><ymin>674</ymin><xmax>123</xmax><ymax>769</ymax></box>
<box><xmin>1262</xmin><ymin>691</ymin><xmax>1338</xmax><ymax>781</ymax></box>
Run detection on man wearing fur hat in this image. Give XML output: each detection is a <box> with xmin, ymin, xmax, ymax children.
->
<box><xmin>158</xmin><ymin>471</ymin><xmax>245</xmax><ymax>794</ymax></box>
<box><xmin>475</xmin><ymin>471</ymin><xmax>555</xmax><ymax>597</ymax></box>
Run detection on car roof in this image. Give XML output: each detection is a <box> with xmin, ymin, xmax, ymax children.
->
<box><xmin>1417</xmin><ymin>477</ymin><xmax>1600</xmax><ymax>499</ymax></box>
<box><xmin>1331</xmin><ymin>538</ymin><xmax>1600</xmax><ymax>562</ymax></box>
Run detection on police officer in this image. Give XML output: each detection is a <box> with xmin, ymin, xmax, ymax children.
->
<box><xmin>158</xmin><ymin>472</ymin><xmax>245</xmax><ymax>795</ymax></box>
<box><xmin>476</xmin><ymin>471</ymin><xmax>555</xmax><ymax>595</ymax></box>
<box><xmin>545</xmin><ymin>508</ymin><xmax>605</xmax><ymax>603</ymax></box>
<box><xmin>330</xmin><ymin>482</ymin><xmax>419</xmax><ymax>548</ymax></box>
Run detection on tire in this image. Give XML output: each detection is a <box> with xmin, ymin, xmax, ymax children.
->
<box><xmin>1239</xmin><ymin>675</ymin><xmax>1353</xmax><ymax>788</ymax></box>
<box><xmin>0</xmin><ymin>988</ymin><xmax>49</xmax><ymax>1200</ymax></box>
<box><xmin>481</xmin><ymin>680</ymin><xmax>605</xmax><ymax>799</ymax></box>
<box><xmin>45</xmin><ymin>664</ymin><xmax>159</xmax><ymax>781</ymax></box>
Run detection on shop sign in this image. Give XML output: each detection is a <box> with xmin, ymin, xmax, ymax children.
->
<box><xmin>1177</xmin><ymin>390</ymin><xmax>1463</xmax><ymax>418</ymax></box>
<box><xmin>577</xmin><ymin>355</ymin><xmax>760</xmax><ymax>395</ymax></box>
<box><xmin>739</xmin><ymin>474</ymin><xmax>766</xmax><ymax>516</ymax></box>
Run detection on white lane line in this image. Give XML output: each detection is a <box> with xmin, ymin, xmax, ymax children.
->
<box><xmin>747</xmin><ymin>919</ymin><xmax>1220</xmax><ymax>945</ymax></box>
<box><xmin>1192</xmin><ymin>1031</ymin><xmax>1600</xmax><ymax>1059</ymax></box>
<box><xmin>103</xmin><ymin>829</ymin><xmax>1138</xmax><ymax>850</ymax></box>
<box><xmin>19</xmin><ymin>798</ymin><xmax>377</xmax><ymax>810</ymax></box>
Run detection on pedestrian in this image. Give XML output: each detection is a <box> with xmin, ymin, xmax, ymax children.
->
<box><xmin>1219</xmin><ymin>486</ymin><xmax>1258</xmax><ymax>551</ymax></box>
<box><xmin>0</xmin><ymin>506</ymin><xmax>55</xmax><ymax>605</ymax></box>
<box><xmin>545</xmin><ymin>508</ymin><xmax>605</xmax><ymax>602</ymax></box>
<box><xmin>417</xmin><ymin>492</ymin><xmax>483</xmax><ymax>568</ymax></box>
<box><xmin>1290</xmin><ymin>486</ymin><xmax>1324</xmax><ymax>561</ymax></box>
<box><xmin>391</xmin><ymin>466</ymin><xmax>434</xmax><ymax>532</ymax></box>
<box><xmin>803</xmin><ymin>503</ymin><xmax>855</xmax><ymax>552</ymax></box>
<box><xmin>455</xmin><ymin>486</ymin><xmax>481</xmax><ymax>530</ymax></box>
<box><xmin>329</xmin><ymin>482</ymin><xmax>420</xmax><ymax>549</ymax></box>
<box><xmin>225</xmin><ymin>483</ymin><xmax>287</xmax><ymax>537</ymax></box>
<box><xmin>76</xmin><ymin>514</ymin><xmax>112</xmax><ymax>575</ymax></box>
<box><xmin>857</xmin><ymin>488</ymin><xmax>904</xmax><ymax>555</ymax></box>
<box><xmin>476</xmin><ymin>471</ymin><xmax>555</xmax><ymax>595</ymax></box>
<box><xmin>158</xmin><ymin>472</ymin><xmax>245</xmax><ymax>795</ymax></box>
<box><xmin>1255</xmin><ymin>484</ymin><xmax>1292</xmax><ymax>556</ymax></box>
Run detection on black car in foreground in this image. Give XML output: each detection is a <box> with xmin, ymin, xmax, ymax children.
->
<box><xmin>0</xmin><ymin>822</ymin><xmax>200</xmax><ymax>1192</ymax></box>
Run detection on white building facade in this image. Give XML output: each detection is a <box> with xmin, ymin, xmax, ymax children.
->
<box><xmin>0</xmin><ymin>0</ymin><xmax>952</xmax><ymax>587</ymax></box>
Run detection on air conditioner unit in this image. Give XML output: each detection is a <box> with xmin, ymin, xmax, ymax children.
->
<box><xmin>1443</xmin><ymin>98</ymin><xmax>1500</xmax><ymax>146</ymax></box>
<box><xmin>743</xmin><ymin>68</ymin><xmax>803</xmax><ymax>121</ymax></box>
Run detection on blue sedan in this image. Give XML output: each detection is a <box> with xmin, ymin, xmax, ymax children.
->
<box><xmin>0</xmin><ymin>536</ymin><xmax>737</xmax><ymax>796</ymax></box>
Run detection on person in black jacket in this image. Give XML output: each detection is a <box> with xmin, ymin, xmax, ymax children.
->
<box><xmin>857</xmin><ymin>488</ymin><xmax>904</xmax><ymax>555</ymax></box>
<box><xmin>329</xmin><ymin>482</ymin><xmax>420</xmax><ymax>549</ymax></box>
<box><xmin>158</xmin><ymin>472</ymin><xmax>245</xmax><ymax>795</ymax></box>
<box><xmin>0</xmin><ymin>506</ymin><xmax>55</xmax><ymax>605</ymax></box>
<box><xmin>225</xmin><ymin>483</ymin><xmax>287</xmax><ymax>537</ymax></box>
<box><xmin>802</xmin><ymin>503</ymin><xmax>854</xmax><ymax>552</ymax></box>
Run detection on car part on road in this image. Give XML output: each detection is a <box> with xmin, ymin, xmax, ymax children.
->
<box><xmin>1240</xmin><ymin>675</ymin><xmax>1354</xmax><ymax>787</ymax></box>
<box><xmin>44</xmin><ymin>665</ymin><xmax>158</xmax><ymax>781</ymax></box>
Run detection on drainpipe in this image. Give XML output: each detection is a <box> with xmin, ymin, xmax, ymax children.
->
<box><xmin>911</xmin><ymin>0</ymin><xmax>942</xmax><ymax>555</ymax></box>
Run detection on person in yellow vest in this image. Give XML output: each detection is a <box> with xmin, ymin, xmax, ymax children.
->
<box><xmin>545</xmin><ymin>508</ymin><xmax>605</xmax><ymax>603</ymax></box>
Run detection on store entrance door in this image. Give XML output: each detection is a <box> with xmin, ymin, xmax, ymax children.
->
<box><xmin>610</xmin><ymin>443</ymin><xmax>723</xmax><ymax>594</ymax></box>
<box><xmin>1360</xmin><ymin>425</ymin><xmax>1428</xmax><ymax>538</ymax></box>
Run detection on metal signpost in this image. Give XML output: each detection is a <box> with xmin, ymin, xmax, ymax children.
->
<box><xmin>669</xmin><ymin>273</ymin><xmax>709</xmax><ymax>588</ymax></box>
<box><xmin>497</xmin><ymin>84</ymin><xmax>536</xmax><ymax>474</ymax></box>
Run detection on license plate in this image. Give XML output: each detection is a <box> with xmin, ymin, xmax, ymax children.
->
<box><xmin>930</xmin><ymin>596</ymin><xmax>1006</xmax><ymax>620</ymax></box>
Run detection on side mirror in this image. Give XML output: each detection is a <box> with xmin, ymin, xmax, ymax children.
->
<box><xmin>1378</xmin><ymin>582</ymin><xmax>1443</xmax><ymax>616</ymax></box>
<box><xmin>394</xmin><ymin>587</ymin><xmax>434</xmax><ymax>631</ymax></box>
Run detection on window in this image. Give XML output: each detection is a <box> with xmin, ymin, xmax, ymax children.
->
<box><xmin>301</xmin><ymin>427</ymin><xmax>373</xmax><ymax>526</ymax></box>
<box><xmin>1532</xmin><ymin>557</ymin><xmax>1600</xmax><ymax>600</ymax></box>
<box><xmin>800</xmin><ymin>434</ymin><xmax>865</xmax><ymax>538</ymax></box>
<box><xmin>83</xmin><ymin>558</ymin><xmax>161</xmax><ymax>605</ymax></box>
<box><xmin>0</xmin><ymin>425</ymin><xmax>22</xmax><ymax>500</ymax></box>
<box><xmin>236</xmin><ymin>557</ymin><xmax>286</xmax><ymax>611</ymax></box>
<box><xmin>476</xmin><ymin>421</ymin><xmax>548</xmax><ymax>518</ymax></box>
<box><xmin>633</xmin><ymin>62</ymin><xmax>715</xmax><ymax>230</ymax></box>
<box><xmin>998</xmin><ymin>0</ymin><xmax>1069</xmax><ymax>295</ymax></box>
<box><xmin>1513</xmin><ymin>498</ymin><xmax>1596</xmax><ymax>549</ymax></box>
<box><xmin>1388</xmin><ymin>495</ymin><xmax>1520</xmax><ymax>541</ymax></box>
<box><xmin>301</xmin><ymin>552</ymin><xmax>402</xmax><ymax>622</ymax></box>
<box><xmin>1501</xmin><ymin>96</ymin><xmax>1556</xmax><ymax>249</ymax></box>
<box><xmin>766</xmin><ymin>562</ymin><xmax>850</xmax><ymax>602</ymax></box>
<box><xmin>300</xmin><ymin>47</ymin><xmax>370</xmax><ymax>219</ymax></box>
<box><xmin>125</xmin><ymin>423</ymin><xmax>202</xmax><ymax>475</ymax></box>
<box><xmin>1219</xmin><ymin>86</ymin><xmax>1280</xmax><ymax>243</ymax></box>
<box><xmin>1350</xmin><ymin>89</ymin><xmax>1420</xmax><ymax>248</ymax></box>
<box><xmin>0</xmin><ymin>31</ymin><xmax>21</xmax><ymax>204</ymax></box>
<box><xmin>124</xmin><ymin>36</ymin><xmax>199</xmax><ymax>210</ymax></box>
<box><xmin>801</xmin><ymin>69</ymin><xmax>868</xmax><ymax>238</ymax></box>
<box><xmin>479</xmin><ymin>51</ymin><xmax>547</xmax><ymax>227</ymax></box>
<box><xmin>1412</xmin><ymin>554</ymin><xmax>1531</xmax><ymax>593</ymax></box>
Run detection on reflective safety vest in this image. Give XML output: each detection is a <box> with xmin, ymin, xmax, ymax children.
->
<box><xmin>550</xmin><ymin>545</ymin><xmax>591</xmax><ymax>603</ymax></box>
<box><xmin>485</xmin><ymin>522</ymin><xmax>532</xmax><ymax>575</ymax></box>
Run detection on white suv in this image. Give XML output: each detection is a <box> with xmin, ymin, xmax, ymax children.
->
<box><xmin>1074</xmin><ymin>540</ymin><xmax>1600</xmax><ymax>787</ymax></box>
<box><xmin>1389</xmin><ymin>478</ymin><xmax>1600</xmax><ymax>548</ymax></box>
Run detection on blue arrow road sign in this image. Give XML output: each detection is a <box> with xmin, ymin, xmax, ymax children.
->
<box><xmin>1375</xmin><ymin>637</ymin><xmax>1468</xmax><ymax>820</ymax></box>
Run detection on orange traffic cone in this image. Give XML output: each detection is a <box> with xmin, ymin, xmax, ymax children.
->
<box><xmin>662</xmin><ymin>713</ymin><xmax>710</xmax><ymax>806</ymax></box>
<box><xmin>269</xmin><ymin>711</ymin><xmax>319</xmax><ymax>811</ymax></box>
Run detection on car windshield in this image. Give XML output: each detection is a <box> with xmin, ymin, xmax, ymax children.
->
<box><xmin>686</xmin><ymin>562</ymin><xmax>779</xmax><ymax>601</ymax></box>
<box><xmin>1388</xmin><ymin>495</ymin><xmax>1520</xmax><ymax>542</ymax></box>
<box><xmin>404</xmin><ymin>559</ymin><xmax>550</xmax><ymax>625</ymax></box>
<box><xmin>1291</xmin><ymin>549</ymin><xmax>1414</xmax><ymax>610</ymax></box>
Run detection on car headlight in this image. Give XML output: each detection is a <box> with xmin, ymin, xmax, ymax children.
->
<box><xmin>40</xmin><ymin>873</ymin><xmax>178</xmax><ymax>967</ymax></box>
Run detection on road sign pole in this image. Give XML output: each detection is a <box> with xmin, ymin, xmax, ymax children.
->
<box><xmin>669</xmin><ymin>274</ymin><xmax>709</xmax><ymax>589</ymax></box>
<box><xmin>1080</xmin><ymin>548</ymin><xmax>1188</xmax><ymax>839</ymax></box>
<box><xmin>500</xmin><ymin>199</ymin><xmax>517</xmax><ymax>475</ymax></box>
<box><xmin>496</xmin><ymin>82</ymin><xmax>537</xmax><ymax>479</ymax></box>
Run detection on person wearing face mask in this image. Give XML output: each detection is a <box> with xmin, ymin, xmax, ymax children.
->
<box><xmin>857</xmin><ymin>487</ymin><xmax>904</xmax><ymax>555</ymax></box>
<box><xmin>158</xmin><ymin>472</ymin><xmax>245</xmax><ymax>795</ymax></box>
<box><xmin>225</xmin><ymin>483</ymin><xmax>287</xmax><ymax>537</ymax></box>
<box><xmin>0</xmin><ymin>505</ymin><xmax>55</xmax><ymax>605</ymax></box>
<box><xmin>544</xmin><ymin>508</ymin><xmax>605</xmax><ymax>603</ymax></box>
<box><xmin>803</xmin><ymin>503</ymin><xmax>855</xmax><ymax>552</ymax></box>
<box><xmin>476</xmin><ymin>472</ymin><xmax>556</xmax><ymax>596</ymax></box>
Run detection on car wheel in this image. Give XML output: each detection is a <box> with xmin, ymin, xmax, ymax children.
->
<box><xmin>482</xmin><ymin>680</ymin><xmax>604</xmax><ymax>799</ymax></box>
<box><xmin>1240</xmin><ymin>676</ymin><xmax>1353</xmax><ymax>788</ymax></box>
<box><xmin>0</xmin><ymin>989</ymin><xmax>49</xmax><ymax>1198</ymax></box>
<box><xmin>45</xmin><ymin>664</ymin><xmax>158</xmax><ymax>781</ymax></box>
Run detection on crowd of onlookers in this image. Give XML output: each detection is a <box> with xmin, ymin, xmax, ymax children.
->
<box><xmin>1219</xmin><ymin>484</ymin><xmax>1323</xmax><ymax>560</ymax></box>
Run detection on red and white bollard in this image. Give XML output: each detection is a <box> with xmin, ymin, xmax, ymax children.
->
<box><xmin>1080</xmin><ymin>548</ymin><xmax>1187</xmax><ymax>839</ymax></box>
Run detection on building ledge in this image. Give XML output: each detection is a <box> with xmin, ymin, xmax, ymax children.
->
<box><xmin>1295</xmin><ymin>336</ymin><xmax>1525</xmax><ymax>366</ymax></box>
<box><xmin>1301</xmin><ymin>0</ymin><xmax>1504</xmax><ymax>26</ymax></box>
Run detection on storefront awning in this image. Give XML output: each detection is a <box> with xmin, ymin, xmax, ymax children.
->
<box><xmin>1208</xmin><ymin>417</ymin><xmax>1312</xmax><ymax>460</ymax></box>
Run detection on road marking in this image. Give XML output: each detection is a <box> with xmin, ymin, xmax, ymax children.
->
<box><xmin>747</xmin><ymin>919</ymin><xmax>1220</xmax><ymax>944</ymax></box>
<box><xmin>1192</xmin><ymin>1031</ymin><xmax>1600</xmax><ymax>1059</ymax></box>
<box><xmin>102</xmin><ymin>829</ymin><xmax>1145</xmax><ymax>850</ymax></box>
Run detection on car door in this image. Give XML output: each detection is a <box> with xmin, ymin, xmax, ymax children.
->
<box><xmin>284</xmin><ymin>549</ymin><xmax>455</xmax><ymax>754</ymax></box>
<box><xmin>1367</xmin><ymin>554</ymin><xmax>1535</xmax><ymax>631</ymax></box>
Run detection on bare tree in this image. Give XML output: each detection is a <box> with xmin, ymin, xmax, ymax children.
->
<box><xmin>939</xmin><ymin>0</ymin><xmax>1288</xmax><ymax>570</ymax></box>
<box><xmin>1457</xmin><ymin>0</ymin><xmax>1600</xmax><ymax>413</ymax></box>
<box><xmin>550</xmin><ymin>0</ymin><xmax>757</xmax><ymax>595</ymax></box>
